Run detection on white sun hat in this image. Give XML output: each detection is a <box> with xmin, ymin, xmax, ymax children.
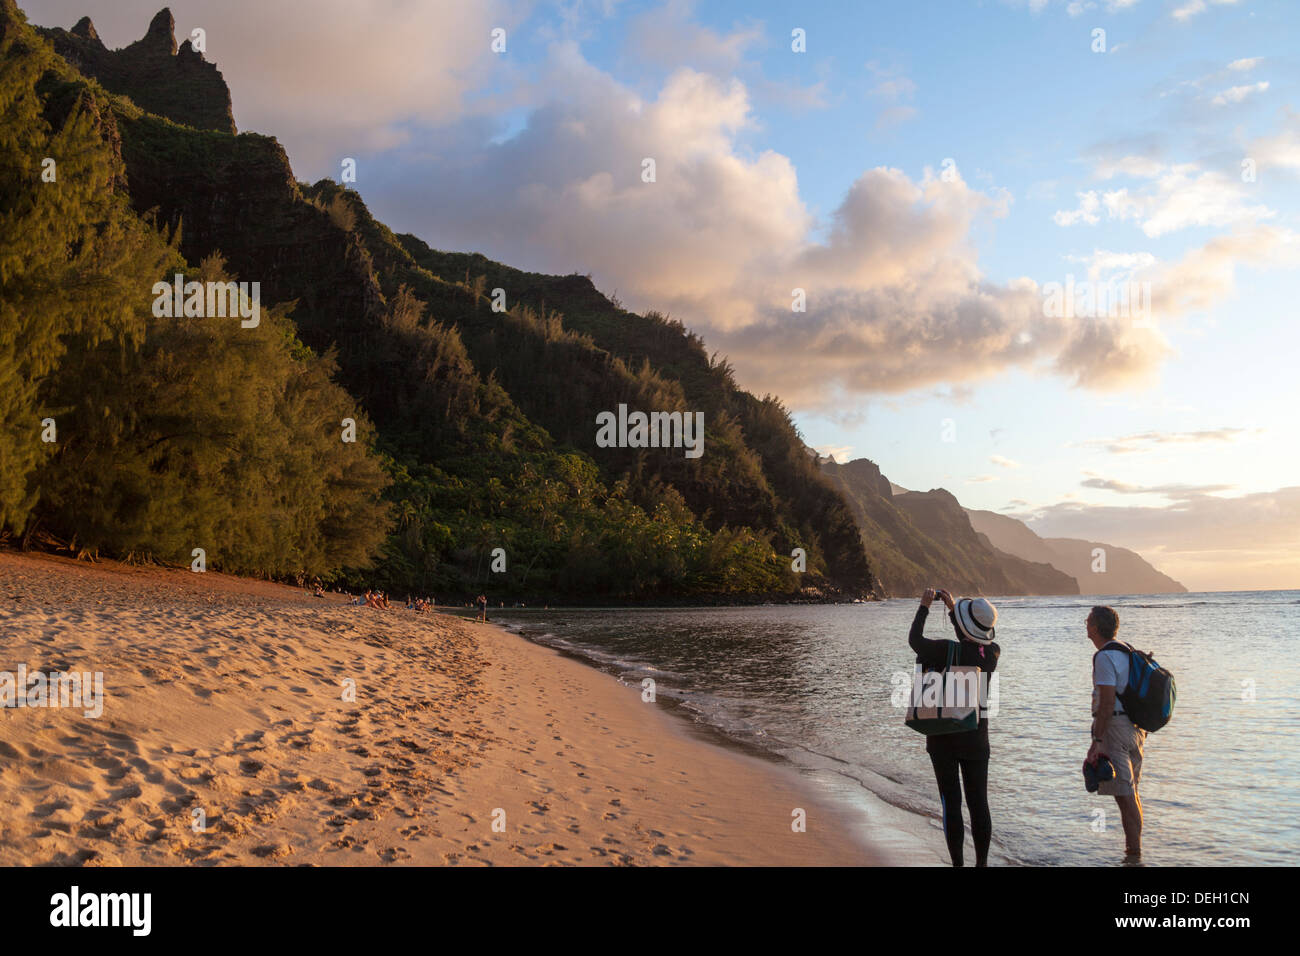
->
<box><xmin>955</xmin><ymin>597</ymin><xmax>998</xmax><ymax>645</ymax></box>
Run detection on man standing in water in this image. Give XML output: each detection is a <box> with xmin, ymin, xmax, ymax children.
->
<box><xmin>1086</xmin><ymin>605</ymin><xmax>1146</xmax><ymax>861</ymax></box>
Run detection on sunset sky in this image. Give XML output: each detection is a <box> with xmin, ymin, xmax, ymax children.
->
<box><xmin>25</xmin><ymin>0</ymin><xmax>1300</xmax><ymax>590</ymax></box>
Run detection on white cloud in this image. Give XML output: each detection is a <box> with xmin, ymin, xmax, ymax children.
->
<box><xmin>1148</xmin><ymin>226</ymin><xmax>1300</xmax><ymax>315</ymax></box>
<box><xmin>1066</xmin><ymin>249</ymin><xmax>1158</xmax><ymax>281</ymax></box>
<box><xmin>866</xmin><ymin>62</ymin><xmax>918</xmax><ymax>131</ymax></box>
<box><xmin>1054</xmin><ymin>191</ymin><xmax>1101</xmax><ymax>226</ymax></box>
<box><xmin>368</xmin><ymin>43</ymin><xmax>1181</xmax><ymax>405</ymax></box>
<box><xmin>1080</xmin><ymin>477</ymin><xmax>1236</xmax><ymax>497</ymax></box>
<box><xmin>875</xmin><ymin>105</ymin><xmax>919</xmax><ymax>130</ymax></box>
<box><xmin>1101</xmin><ymin>188</ymin><xmax>1145</xmax><ymax>221</ymax></box>
<box><xmin>991</xmin><ymin>455</ymin><xmax>1022</xmax><ymax>469</ymax></box>
<box><xmin>868</xmin><ymin>77</ymin><xmax>917</xmax><ymax>103</ymax></box>
<box><xmin>1095</xmin><ymin>156</ymin><xmax>1166</xmax><ymax>180</ymax></box>
<box><xmin>1172</xmin><ymin>0</ymin><xmax>1243</xmax><ymax>22</ymax></box>
<box><xmin>1052</xmin><ymin>0</ymin><xmax>1140</xmax><ymax>14</ymax></box>
<box><xmin>1073</xmin><ymin>427</ymin><xmax>1258</xmax><ymax>454</ymax></box>
<box><xmin>1056</xmin><ymin>159</ymin><xmax>1274</xmax><ymax>237</ymax></box>
<box><xmin>1211</xmin><ymin>81</ymin><xmax>1269</xmax><ymax>106</ymax></box>
<box><xmin>1251</xmin><ymin>120</ymin><xmax>1300</xmax><ymax>174</ymax></box>
<box><xmin>626</xmin><ymin>0</ymin><xmax>763</xmax><ymax>73</ymax></box>
<box><xmin>818</xmin><ymin>445</ymin><xmax>855</xmax><ymax>462</ymax></box>
<box><xmin>1134</xmin><ymin>166</ymin><xmax>1273</xmax><ymax>236</ymax></box>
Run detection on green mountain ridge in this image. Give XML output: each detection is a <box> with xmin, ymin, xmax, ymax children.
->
<box><xmin>821</xmin><ymin>457</ymin><xmax>1080</xmax><ymax>597</ymax></box>
<box><xmin>3</xmin><ymin>3</ymin><xmax>1186</xmax><ymax>603</ymax></box>
<box><xmin>2</xmin><ymin>2</ymin><xmax>870</xmax><ymax>601</ymax></box>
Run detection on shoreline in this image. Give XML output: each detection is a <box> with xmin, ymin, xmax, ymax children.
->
<box><xmin>483</xmin><ymin>612</ymin><xmax>1014</xmax><ymax>866</ymax></box>
<box><xmin>0</xmin><ymin>551</ymin><xmax>943</xmax><ymax>865</ymax></box>
<box><xmin>456</xmin><ymin>615</ymin><xmax>943</xmax><ymax>865</ymax></box>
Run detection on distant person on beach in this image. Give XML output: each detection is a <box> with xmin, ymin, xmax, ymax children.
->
<box><xmin>909</xmin><ymin>587</ymin><xmax>1001</xmax><ymax>867</ymax></box>
<box><xmin>1087</xmin><ymin>605</ymin><xmax>1146</xmax><ymax>860</ymax></box>
<box><xmin>477</xmin><ymin>594</ymin><xmax>488</xmax><ymax>621</ymax></box>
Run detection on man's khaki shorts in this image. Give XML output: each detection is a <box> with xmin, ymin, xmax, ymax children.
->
<box><xmin>1099</xmin><ymin>713</ymin><xmax>1145</xmax><ymax>797</ymax></box>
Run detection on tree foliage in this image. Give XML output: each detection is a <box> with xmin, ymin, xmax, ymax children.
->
<box><xmin>0</xmin><ymin>10</ymin><xmax>388</xmax><ymax>577</ymax></box>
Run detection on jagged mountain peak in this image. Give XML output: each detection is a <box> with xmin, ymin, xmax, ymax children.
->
<box><xmin>822</xmin><ymin>457</ymin><xmax>892</xmax><ymax>499</ymax></box>
<box><xmin>142</xmin><ymin>8</ymin><xmax>176</xmax><ymax>54</ymax></box>
<box><xmin>902</xmin><ymin>486</ymin><xmax>961</xmax><ymax>506</ymax></box>
<box><xmin>70</xmin><ymin>15</ymin><xmax>99</xmax><ymax>43</ymax></box>
<box><xmin>37</xmin><ymin>7</ymin><xmax>235</xmax><ymax>134</ymax></box>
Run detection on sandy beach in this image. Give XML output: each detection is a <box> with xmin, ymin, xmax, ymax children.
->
<box><xmin>0</xmin><ymin>551</ymin><xmax>941</xmax><ymax>866</ymax></box>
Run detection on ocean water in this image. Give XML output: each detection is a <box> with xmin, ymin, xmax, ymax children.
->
<box><xmin>492</xmin><ymin>592</ymin><xmax>1300</xmax><ymax>865</ymax></box>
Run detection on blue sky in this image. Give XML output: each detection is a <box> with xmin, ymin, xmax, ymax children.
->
<box><xmin>24</xmin><ymin>0</ymin><xmax>1300</xmax><ymax>588</ymax></box>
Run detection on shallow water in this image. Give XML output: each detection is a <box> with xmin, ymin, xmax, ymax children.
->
<box><xmin>493</xmin><ymin>591</ymin><xmax>1300</xmax><ymax>865</ymax></box>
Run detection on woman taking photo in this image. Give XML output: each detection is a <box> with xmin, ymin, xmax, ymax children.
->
<box><xmin>909</xmin><ymin>587</ymin><xmax>1001</xmax><ymax>867</ymax></box>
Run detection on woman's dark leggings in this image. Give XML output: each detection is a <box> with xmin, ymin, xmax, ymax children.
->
<box><xmin>929</xmin><ymin>752</ymin><xmax>991</xmax><ymax>867</ymax></box>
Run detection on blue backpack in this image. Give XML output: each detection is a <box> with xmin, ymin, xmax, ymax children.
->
<box><xmin>1097</xmin><ymin>641</ymin><xmax>1176</xmax><ymax>733</ymax></box>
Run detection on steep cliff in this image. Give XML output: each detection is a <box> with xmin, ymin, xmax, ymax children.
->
<box><xmin>893</xmin><ymin>488</ymin><xmax>1077</xmax><ymax>596</ymax></box>
<box><xmin>966</xmin><ymin>509</ymin><xmax>1187</xmax><ymax>595</ymax></box>
<box><xmin>822</xmin><ymin>458</ymin><xmax>1079</xmax><ymax>597</ymax></box>
<box><xmin>1040</xmin><ymin>538</ymin><xmax>1186</xmax><ymax>595</ymax></box>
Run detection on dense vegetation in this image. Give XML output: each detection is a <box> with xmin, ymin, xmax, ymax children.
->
<box><xmin>0</xmin><ymin>6</ymin><xmax>390</xmax><ymax>576</ymax></box>
<box><xmin>1</xmin><ymin>2</ymin><xmax>873</xmax><ymax>602</ymax></box>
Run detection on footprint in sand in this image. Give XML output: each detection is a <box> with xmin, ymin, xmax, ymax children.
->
<box><xmin>251</xmin><ymin>843</ymin><xmax>294</xmax><ymax>859</ymax></box>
